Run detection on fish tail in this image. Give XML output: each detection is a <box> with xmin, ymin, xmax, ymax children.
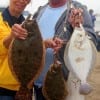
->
<box><xmin>79</xmin><ymin>83</ymin><xmax>93</xmax><ymax>95</ymax></box>
<box><xmin>15</xmin><ymin>86</ymin><xmax>32</xmax><ymax>100</ymax></box>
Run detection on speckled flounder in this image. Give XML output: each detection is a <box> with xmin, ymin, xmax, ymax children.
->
<box><xmin>42</xmin><ymin>60</ymin><xmax>68</xmax><ymax>100</ymax></box>
<box><xmin>8</xmin><ymin>15</ymin><xmax>45</xmax><ymax>100</ymax></box>
<box><xmin>64</xmin><ymin>25</ymin><xmax>97</xmax><ymax>96</ymax></box>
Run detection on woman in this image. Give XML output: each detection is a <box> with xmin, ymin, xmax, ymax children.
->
<box><xmin>0</xmin><ymin>0</ymin><xmax>31</xmax><ymax>99</ymax></box>
<box><xmin>0</xmin><ymin>0</ymin><xmax>62</xmax><ymax>99</ymax></box>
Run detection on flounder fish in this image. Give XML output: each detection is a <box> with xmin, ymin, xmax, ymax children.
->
<box><xmin>66</xmin><ymin>72</ymin><xmax>85</xmax><ymax>100</ymax></box>
<box><xmin>8</xmin><ymin>15</ymin><xmax>45</xmax><ymax>100</ymax></box>
<box><xmin>42</xmin><ymin>60</ymin><xmax>68</xmax><ymax>100</ymax></box>
<box><xmin>64</xmin><ymin>24</ymin><xmax>97</xmax><ymax>95</ymax></box>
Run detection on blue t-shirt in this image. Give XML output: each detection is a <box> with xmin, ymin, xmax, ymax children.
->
<box><xmin>34</xmin><ymin>4</ymin><xmax>67</xmax><ymax>87</ymax></box>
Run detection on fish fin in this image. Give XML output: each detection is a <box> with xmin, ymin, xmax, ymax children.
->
<box><xmin>79</xmin><ymin>83</ymin><xmax>93</xmax><ymax>95</ymax></box>
<box><xmin>15</xmin><ymin>86</ymin><xmax>32</xmax><ymax>100</ymax></box>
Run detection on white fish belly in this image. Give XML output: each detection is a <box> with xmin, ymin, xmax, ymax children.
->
<box><xmin>68</xmin><ymin>38</ymin><xmax>92</xmax><ymax>81</ymax></box>
<box><xmin>66</xmin><ymin>72</ymin><xmax>85</xmax><ymax>100</ymax></box>
<box><xmin>64</xmin><ymin>28</ymin><xmax>96</xmax><ymax>82</ymax></box>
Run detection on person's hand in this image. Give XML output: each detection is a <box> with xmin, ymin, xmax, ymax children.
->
<box><xmin>44</xmin><ymin>37</ymin><xmax>63</xmax><ymax>53</ymax></box>
<box><xmin>68</xmin><ymin>8</ymin><xmax>83</xmax><ymax>28</ymax></box>
<box><xmin>11</xmin><ymin>24</ymin><xmax>28</xmax><ymax>40</ymax></box>
<box><xmin>53</xmin><ymin>37</ymin><xmax>64</xmax><ymax>53</ymax></box>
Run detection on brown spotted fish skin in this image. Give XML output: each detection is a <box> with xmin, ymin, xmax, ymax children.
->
<box><xmin>15</xmin><ymin>87</ymin><xmax>32</xmax><ymax>100</ymax></box>
<box><xmin>8</xmin><ymin>19</ymin><xmax>45</xmax><ymax>100</ymax></box>
<box><xmin>42</xmin><ymin>61</ymin><xmax>68</xmax><ymax>100</ymax></box>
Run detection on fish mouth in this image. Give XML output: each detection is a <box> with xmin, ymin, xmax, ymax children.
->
<box><xmin>79</xmin><ymin>83</ymin><xmax>93</xmax><ymax>95</ymax></box>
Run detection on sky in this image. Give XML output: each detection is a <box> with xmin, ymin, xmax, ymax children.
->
<box><xmin>0</xmin><ymin>0</ymin><xmax>100</xmax><ymax>14</ymax></box>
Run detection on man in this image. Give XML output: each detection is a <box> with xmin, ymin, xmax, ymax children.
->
<box><xmin>33</xmin><ymin>0</ymin><xmax>97</xmax><ymax>100</ymax></box>
<box><xmin>89</xmin><ymin>9</ymin><xmax>96</xmax><ymax>28</ymax></box>
<box><xmin>0</xmin><ymin>0</ymin><xmax>31</xmax><ymax>99</ymax></box>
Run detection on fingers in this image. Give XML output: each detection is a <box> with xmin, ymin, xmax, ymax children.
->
<box><xmin>53</xmin><ymin>46</ymin><xmax>61</xmax><ymax>54</ymax></box>
<box><xmin>53</xmin><ymin>37</ymin><xmax>63</xmax><ymax>45</ymax></box>
<box><xmin>44</xmin><ymin>37</ymin><xmax>64</xmax><ymax>53</ymax></box>
<box><xmin>68</xmin><ymin>8</ymin><xmax>83</xmax><ymax>28</ymax></box>
<box><xmin>53</xmin><ymin>37</ymin><xmax>63</xmax><ymax>51</ymax></box>
<box><xmin>44</xmin><ymin>39</ymin><xmax>56</xmax><ymax>48</ymax></box>
<box><xmin>11</xmin><ymin>24</ymin><xmax>28</xmax><ymax>39</ymax></box>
